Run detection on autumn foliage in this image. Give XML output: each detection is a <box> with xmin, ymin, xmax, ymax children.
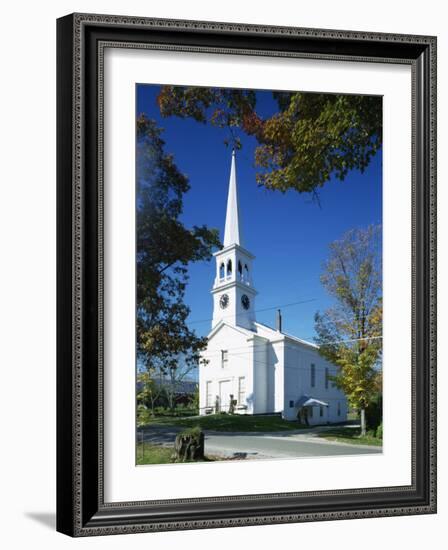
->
<box><xmin>156</xmin><ymin>86</ymin><xmax>382</xmax><ymax>195</ymax></box>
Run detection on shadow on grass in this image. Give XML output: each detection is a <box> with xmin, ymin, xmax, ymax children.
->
<box><xmin>140</xmin><ymin>413</ymin><xmax>305</xmax><ymax>433</ymax></box>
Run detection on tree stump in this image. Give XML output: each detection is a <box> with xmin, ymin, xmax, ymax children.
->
<box><xmin>174</xmin><ymin>428</ymin><xmax>205</xmax><ymax>462</ymax></box>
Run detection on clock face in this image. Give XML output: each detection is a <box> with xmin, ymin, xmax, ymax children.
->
<box><xmin>219</xmin><ymin>294</ymin><xmax>229</xmax><ymax>309</ymax></box>
<box><xmin>241</xmin><ymin>294</ymin><xmax>250</xmax><ymax>310</ymax></box>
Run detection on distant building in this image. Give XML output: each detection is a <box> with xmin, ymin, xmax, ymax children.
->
<box><xmin>137</xmin><ymin>378</ymin><xmax>197</xmax><ymax>406</ymax></box>
<box><xmin>162</xmin><ymin>378</ymin><xmax>198</xmax><ymax>406</ymax></box>
<box><xmin>199</xmin><ymin>151</ymin><xmax>348</xmax><ymax>424</ymax></box>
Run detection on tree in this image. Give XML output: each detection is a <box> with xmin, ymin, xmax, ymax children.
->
<box><xmin>136</xmin><ymin>369</ymin><xmax>164</xmax><ymax>417</ymax></box>
<box><xmin>191</xmin><ymin>384</ymin><xmax>200</xmax><ymax>414</ymax></box>
<box><xmin>156</xmin><ymin>87</ymin><xmax>382</xmax><ymax>197</ymax></box>
<box><xmin>314</xmin><ymin>225</ymin><xmax>382</xmax><ymax>436</ymax></box>
<box><xmin>136</xmin><ymin>115</ymin><xmax>220</xmax><ymax>397</ymax></box>
<box><xmin>164</xmin><ymin>356</ymin><xmax>198</xmax><ymax>412</ymax></box>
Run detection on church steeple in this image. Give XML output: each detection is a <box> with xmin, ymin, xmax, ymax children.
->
<box><xmin>223</xmin><ymin>149</ymin><xmax>243</xmax><ymax>247</ymax></box>
<box><xmin>211</xmin><ymin>151</ymin><xmax>257</xmax><ymax>330</ymax></box>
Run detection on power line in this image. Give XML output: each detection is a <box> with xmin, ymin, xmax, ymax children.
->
<box><xmin>186</xmin><ymin>298</ymin><xmax>381</xmax><ymax>329</ymax></box>
<box><xmin>186</xmin><ymin>297</ymin><xmax>317</xmax><ymax>326</ymax></box>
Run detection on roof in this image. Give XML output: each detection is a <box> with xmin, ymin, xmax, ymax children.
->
<box><xmin>254</xmin><ymin>322</ymin><xmax>318</xmax><ymax>349</ymax></box>
<box><xmin>207</xmin><ymin>320</ymin><xmax>319</xmax><ymax>350</ymax></box>
<box><xmin>295</xmin><ymin>395</ymin><xmax>329</xmax><ymax>407</ymax></box>
<box><xmin>282</xmin><ymin>331</ymin><xmax>319</xmax><ymax>349</ymax></box>
<box><xmin>136</xmin><ymin>378</ymin><xmax>198</xmax><ymax>394</ymax></box>
<box><xmin>207</xmin><ymin>319</ymin><xmax>256</xmax><ymax>340</ymax></box>
<box><xmin>160</xmin><ymin>379</ymin><xmax>197</xmax><ymax>394</ymax></box>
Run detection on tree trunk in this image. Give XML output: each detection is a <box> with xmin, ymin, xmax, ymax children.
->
<box><xmin>174</xmin><ymin>429</ymin><xmax>205</xmax><ymax>462</ymax></box>
<box><xmin>360</xmin><ymin>408</ymin><xmax>366</xmax><ymax>436</ymax></box>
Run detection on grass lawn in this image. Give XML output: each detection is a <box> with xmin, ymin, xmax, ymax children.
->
<box><xmin>140</xmin><ymin>413</ymin><xmax>304</xmax><ymax>432</ymax></box>
<box><xmin>136</xmin><ymin>443</ymin><xmax>174</xmax><ymax>465</ymax></box>
<box><xmin>136</xmin><ymin>442</ymin><xmax>231</xmax><ymax>465</ymax></box>
<box><xmin>317</xmin><ymin>427</ymin><xmax>382</xmax><ymax>446</ymax></box>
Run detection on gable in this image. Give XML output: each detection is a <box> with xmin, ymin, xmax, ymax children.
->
<box><xmin>253</xmin><ymin>322</ymin><xmax>282</xmax><ymax>340</ymax></box>
<box><xmin>207</xmin><ymin>320</ymin><xmax>254</xmax><ymax>342</ymax></box>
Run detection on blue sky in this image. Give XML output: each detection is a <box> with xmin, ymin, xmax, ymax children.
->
<box><xmin>136</xmin><ymin>84</ymin><xmax>382</xmax><ymax>342</ymax></box>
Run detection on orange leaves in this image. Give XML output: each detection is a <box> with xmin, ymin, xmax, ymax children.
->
<box><xmin>151</xmin><ymin>86</ymin><xmax>382</xmax><ymax>196</ymax></box>
<box><xmin>241</xmin><ymin>110</ymin><xmax>264</xmax><ymax>137</ymax></box>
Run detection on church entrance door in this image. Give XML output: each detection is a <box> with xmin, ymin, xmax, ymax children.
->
<box><xmin>218</xmin><ymin>380</ymin><xmax>231</xmax><ymax>412</ymax></box>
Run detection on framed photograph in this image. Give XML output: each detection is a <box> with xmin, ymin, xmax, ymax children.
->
<box><xmin>57</xmin><ymin>13</ymin><xmax>437</xmax><ymax>536</ymax></box>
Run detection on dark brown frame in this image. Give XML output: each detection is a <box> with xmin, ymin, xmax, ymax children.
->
<box><xmin>57</xmin><ymin>13</ymin><xmax>437</xmax><ymax>537</ymax></box>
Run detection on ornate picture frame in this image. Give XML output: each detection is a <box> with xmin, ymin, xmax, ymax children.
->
<box><xmin>56</xmin><ymin>13</ymin><xmax>437</xmax><ymax>536</ymax></box>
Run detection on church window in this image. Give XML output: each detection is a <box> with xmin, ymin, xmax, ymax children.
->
<box><xmin>219</xmin><ymin>262</ymin><xmax>225</xmax><ymax>279</ymax></box>
<box><xmin>325</xmin><ymin>367</ymin><xmax>329</xmax><ymax>389</ymax></box>
<box><xmin>320</xmin><ymin>406</ymin><xmax>324</xmax><ymax>417</ymax></box>
<box><xmin>221</xmin><ymin>350</ymin><xmax>228</xmax><ymax>369</ymax></box>
<box><xmin>244</xmin><ymin>264</ymin><xmax>249</xmax><ymax>279</ymax></box>
<box><xmin>206</xmin><ymin>381</ymin><xmax>213</xmax><ymax>408</ymax></box>
<box><xmin>337</xmin><ymin>401</ymin><xmax>341</xmax><ymax>416</ymax></box>
<box><xmin>289</xmin><ymin>400</ymin><xmax>294</xmax><ymax>408</ymax></box>
<box><xmin>238</xmin><ymin>260</ymin><xmax>243</xmax><ymax>278</ymax></box>
<box><xmin>309</xmin><ymin>407</ymin><xmax>313</xmax><ymax>418</ymax></box>
<box><xmin>310</xmin><ymin>364</ymin><xmax>316</xmax><ymax>387</ymax></box>
<box><xmin>226</xmin><ymin>259</ymin><xmax>232</xmax><ymax>277</ymax></box>
<box><xmin>238</xmin><ymin>377</ymin><xmax>246</xmax><ymax>404</ymax></box>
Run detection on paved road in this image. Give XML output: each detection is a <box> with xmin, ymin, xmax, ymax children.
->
<box><xmin>138</xmin><ymin>425</ymin><xmax>381</xmax><ymax>460</ymax></box>
<box><xmin>203</xmin><ymin>432</ymin><xmax>381</xmax><ymax>459</ymax></box>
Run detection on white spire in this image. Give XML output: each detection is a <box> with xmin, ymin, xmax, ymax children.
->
<box><xmin>223</xmin><ymin>150</ymin><xmax>243</xmax><ymax>247</ymax></box>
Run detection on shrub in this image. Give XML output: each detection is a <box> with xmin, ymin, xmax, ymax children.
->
<box><xmin>137</xmin><ymin>404</ymin><xmax>152</xmax><ymax>427</ymax></box>
<box><xmin>191</xmin><ymin>386</ymin><xmax>200</xmax><ymax>413</ymax></box>
<box><xmin>376</xmin><ymin>423</ymin><xmax>383</xmax><ymax>439</ymax></box>
<box><xmin>365</xmin><ymin>393</ymin><xmax>382</xmax><ymax>431</ymax></box>
<box><xmin>181</xmin><ymin>425</ymin><xmax>203</xmax><ymax>439</ymax></box>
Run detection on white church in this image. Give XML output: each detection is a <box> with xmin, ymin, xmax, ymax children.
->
<box><xmin>198</xmin><ymin>151</ymin><xmax>348</xmax><ymax>424</ymax></box>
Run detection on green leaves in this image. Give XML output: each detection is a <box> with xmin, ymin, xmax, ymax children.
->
<box><xmin>154</xmin><ymin>86</ymin><xmax>382</xmax><ymax>196</ymax></box>
<box><xmin>315</xmin><ymin>226</ymin><xmax>382</xmax><ymax>417</ymax></box>
<box><xmin>256</xmin><ymin>93</ymin><xmax>382</xmax><ymax>193</ymax></box>
<box><xmin>136</xmin><ymin>115</ymin><xmax>220</xmax><ymax>381</ymax></box>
